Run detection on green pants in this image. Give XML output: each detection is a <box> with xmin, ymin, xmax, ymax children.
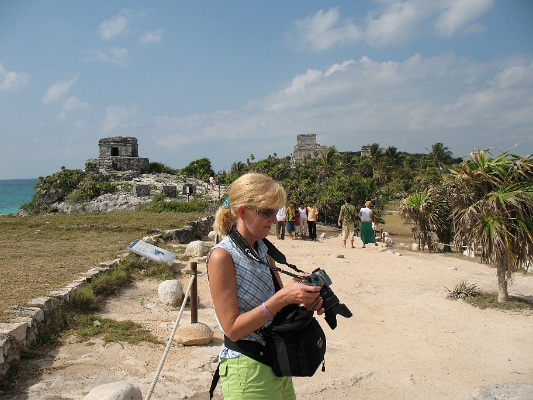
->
<box><xmin>219</xmin><ymin>356</ymin><xmax>296</xmax><ymax>399</ymax></box>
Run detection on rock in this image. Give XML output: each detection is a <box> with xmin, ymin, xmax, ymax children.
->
<box><xmin>208</xmin><ymin>230</ymin><xmax>217</xmax><ymax>241</ymax></box>
<box><xmin>469</xmin><ymin>383</ymin><xmax>533</xmax><ymax>400</ymax></box>
<box><xmin>174</xmin><ymin>322</ymin><xmax>214</xmax><ymax>346</ymax></box>
<box><xmin>412</xmin><ymin>243</ymin><xmax>419</xmax><ymax>251</ymax></box>
<box><xmin>83</xmin><ymin>381</ymin><xmax>142</xmax><ymax>400</ymax></box>
<box><xmin>185</xmin><ymin>240</ymin><xmax>206</xmax><ymax>257</ymax></box>
<box><xmin>158</xmin><ymin>280</ymin><xmax>183</xmax><ymax>306</ymax></box>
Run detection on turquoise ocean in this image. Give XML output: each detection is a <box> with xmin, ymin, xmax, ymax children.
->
<box><xmin>0</xmin><ymin>179</ymin><xmax>39</xmax><ymax>214</ymax></box>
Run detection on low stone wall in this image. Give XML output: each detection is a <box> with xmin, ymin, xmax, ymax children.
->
<box><xmin>0</xmin><ymin>215</ymin><xmax>215</xmax><ymax>385</ymax></box>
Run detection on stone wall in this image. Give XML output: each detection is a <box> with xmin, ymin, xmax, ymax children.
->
<box><xmin>86</xmin><ymin>157</ymin><xmax>150</xmax><ymax>174</ymax></box>
<box><xmin>0</xmin><ymin>215</ymin><xmax>215</xmax><ymax>385</ymax></box>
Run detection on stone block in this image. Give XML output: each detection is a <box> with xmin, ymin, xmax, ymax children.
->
<box><xmin>162</xmin><ymin>185</ymin><xmax>177</xmax><ymax>198</ymax></box>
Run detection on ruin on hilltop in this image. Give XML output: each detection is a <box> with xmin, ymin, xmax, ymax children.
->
<box><xmin>290</xmin><ymin>134</ymin><xmax>336</xmax><ymax>164</ymax></box>
<box><xmin>85</xmin><ymin>136</ymin><xmax>150</xmax><ymax>174</ymax></box>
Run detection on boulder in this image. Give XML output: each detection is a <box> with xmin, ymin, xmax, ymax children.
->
<box><xmin>83</xmin><ymin>381</ymin><xmax>142</xmax><ymax>400</ymax></box>
<box><xmin>158</xmin><ymin>280</ymin><xmax>183</xmax><ymax>306</ymax></box>
<box><xmin>185</xmin><ymin>240</ymin><xmax>206</xmax><ymax>257</ymax></box>
<box><xmin>174</xmin><ymin>322</ymin><xmax>214</xmax><ymax>346</ymax></box>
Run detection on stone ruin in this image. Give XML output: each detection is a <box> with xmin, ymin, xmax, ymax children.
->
<box><xmin>85</xmin><ymin>136</ymin><xmax>150</xmax><ymax>174</ymax></box>
<box><xmin>290</xmin><ymin>134</ymin><xmax>336</xmax><ymax>164</ymax></box>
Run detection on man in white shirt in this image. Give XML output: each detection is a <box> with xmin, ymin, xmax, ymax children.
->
<box><xmin>276</xmin><ymin>206</ymin><xmax>286</xmax><ymax>240</ymax></box>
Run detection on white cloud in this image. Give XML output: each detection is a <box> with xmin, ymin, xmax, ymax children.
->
<box><xmin>99</xmin><ymin>11</ymin><xmax>129</xmax><ymax>40</ymax></box>
<box><xmin>287</xmin><ymin>7</ymin><xmax>362</xmax><ymax>51</ymax></box>
<box><xmin>140</xmin><ymin>29</ymin><xmax>163</xmax><ymax>44</ymax></box>
<box><xmin>152</xmin><ymin>54</ymin><xmax>533</xmax><ymax>161</ymax></box>
<box><xmin>364</xmin><ymin>1</ymin><xmax>423</xmax><ymax>47</ymax></box>
<box><xmin>0</xmin><ymin>64</ymin><xmax>30</xmax><ymax>91</ymax></box>
<box><xmin>41</xmin><ymin>74</ymin><xmax>79</xmax><ymax>104</ymax></box>
<box><xmin>492</xmin><ymin>61</ymin><xmax>533</xmax><ymax>89</ymax></box>
<box><xmin>288</xmin><ymin>2</ymin><xmax>494</xmax><ymax>51</ymax></box>
<box><xmin>325</xmin><ymin>60</ymin><xmax>356</xmax><ymax>76</ymax></box>
<box><xmin>62</xmin><ymin>96</ymin><xmax>90</xmax><ymax>111</ymax></box>
<box><xmin>285</xmin><ymin>69</ymin><xmax>323</xmax><ymax>93</ymax></box>
<box><xmin>84</xmin><ymin>47</ymin><xmax>128</xmax><ymax>67</ymax></box>
<box><xmin>435</xmin><ymin>0</ymin><xmax>494</xmax><ymax>37</ymax></box>
<box><xmin>103</xmin><ymin>104</ymin><xmax>137</xmax><ymax>132</ymax></box>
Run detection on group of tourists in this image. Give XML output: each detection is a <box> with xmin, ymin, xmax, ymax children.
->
<box><xmin>274</xmin><ymin>196</ymin><xmax>377</xmax><ymax>248</ymax></box>
<box><xmin>275</xmin><ymin>202</ymin><xmax>319</xmax><ymax>241</ymax></box>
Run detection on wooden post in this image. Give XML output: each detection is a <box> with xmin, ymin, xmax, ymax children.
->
<box><xmin>190</xmin><ymin>261</ymin><xmax>198</xmax><ymax>324</ymax></box>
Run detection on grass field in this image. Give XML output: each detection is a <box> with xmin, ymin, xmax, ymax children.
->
<box><xmin>0</xmin><ymin>210</ymin><xmax>206</xmax><ymax>322</ymax></box>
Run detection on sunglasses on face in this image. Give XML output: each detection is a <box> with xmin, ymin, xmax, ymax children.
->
<box><xmin>250</xmin><ymin>208</ymin><xmax>278</xmax><ymax>219</ymax></box>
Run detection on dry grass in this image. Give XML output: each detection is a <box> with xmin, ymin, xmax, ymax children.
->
<box><xmin>378</xmin><ymin>203</ymin><xmax>414</xmax><ymax>244</ymax></box>
<box><xmin>0</xmin><ymin>210</ymin><xmax>206</xmax><ymax>322</ymax></box>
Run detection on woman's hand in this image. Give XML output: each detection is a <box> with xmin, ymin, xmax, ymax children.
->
<box><xmin>280</xmin><ymin>278</ymin><xmax>324</xmax><ymax>313</ymax></box>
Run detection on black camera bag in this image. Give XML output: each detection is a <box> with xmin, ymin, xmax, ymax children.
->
<box><xmin>261</xmin><ymin>303</ymin><xmax>326</xmax><ymax>377</ymax></box>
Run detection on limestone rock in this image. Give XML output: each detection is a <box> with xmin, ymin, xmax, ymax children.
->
<box><xmin>185</xmin><ymin>240</ymin><xmax>206</xmax><ymax>257</ymax></box>
<box><xmin>469</xmin><ymin>383</ymin><xmax>533</xmax><ymax>400</ymax></box>
<box><xmin>83</xmin><ymin>381</ymin><xmax>142</xmax><ymax>400</ymax></box>
<box><xmin>158</xmin><ymin>280</ymin><xmax>183</xmax><ymax>306</ymax></box>
<box><xmin>174</xmin><ymin>322</ymin><xmax>214</xmax><ymax>346</ymax></box>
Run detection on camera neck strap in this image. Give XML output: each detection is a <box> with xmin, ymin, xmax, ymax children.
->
<box><xmin>228</xmin><ymin>227</ymin><xmax>307</xmax><ymax>281</ymax></box>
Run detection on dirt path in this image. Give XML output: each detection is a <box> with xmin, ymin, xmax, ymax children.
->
<box><xmin>2</xmin><ymin>234</ymin><xmax>532</xmax><ymax>400</ymax></box>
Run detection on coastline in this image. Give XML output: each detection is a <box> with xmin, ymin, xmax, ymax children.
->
<box><xmin>0</xmin><ymin>178</ymin><xmax>38</xmax><ymax>215</ymax></box>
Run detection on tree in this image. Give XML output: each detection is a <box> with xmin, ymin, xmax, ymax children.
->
<box><xmin>314</xmin><ymin>147</ymin><xmax>339</xmax><ymax>182</ymax></box>
<box><xmin>367</xmin><ymin>143</ymin><xmax>384</xmax><ymax>178</ymax></box>
<box><xmin>181</xmin><ymin>158</ymin><xmax>215</xmax><ymax>181</ymax></box>
<box><xmin>399</xmin><ymin>191</ymin><xmax>433</xmax><ymax>251</ymax></box>
<box><xmin>450</xmin><ymin>149</ymin><xmax>533</xmax><ymax>302</ymax></box>
<box><xmin>426</xmin><ymin>143</ymin><xmax>453</xmax><ymax>175</ymax></box>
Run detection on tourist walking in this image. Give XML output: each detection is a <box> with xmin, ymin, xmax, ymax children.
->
<box><xmin>298</xmin><ymin>204</ymin><xmax>308</xmax><ymax>238</ymax></box>
<box><xmin>276</xmin><ymin>205</ymin><xmax>286</xmax><ymax>240</ymax></box>
<box><xmin>337</xmin><ymin>196</ymin><xmax>357</xmax><ymax>248</ymax></box>
<box><xmin>207</xmin><ymin>173</ymin><xmax>324</xmax><ymax>399</ymax></box>
<box><xmin>307</xmin><ymin>202</ymin><xmax>318</xmax><ymax>241</ymax></box>
<box><xmin>359</xmin><ymin>200</ymin><xmax>377</xmax><ymax>248</ymax></box>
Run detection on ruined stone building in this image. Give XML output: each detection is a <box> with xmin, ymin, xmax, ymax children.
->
<box><xmin>85</xmin><ymin>136</ymin><xmax>150</xmax><ymax>174</ymax></box>
<box><xmin>290</xmin><ymin>134</ymin><xmax>336</xmax><ymax>164</ymax></box>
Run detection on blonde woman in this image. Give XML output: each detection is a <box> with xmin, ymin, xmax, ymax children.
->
<box><xmin>359</xmin><ymin>200</ymin><xmax>376</xmax><ymax>248</ymax></box>
<box><xmin>208</xmin><ymin>173</ymin><xmax>324</xmax><ymax>399</ymax></box>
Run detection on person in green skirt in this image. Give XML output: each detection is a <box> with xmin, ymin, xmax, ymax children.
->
<box><xmin>358</xmin><ymin>200</ymin><xmax>377</xmax><ymax>248</ymax></box>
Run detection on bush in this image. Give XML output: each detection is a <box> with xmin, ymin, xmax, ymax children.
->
<box><xmin>149</xmin><ymin>162</ymin><xmax>177</xmax><ymax>174</ymax></box>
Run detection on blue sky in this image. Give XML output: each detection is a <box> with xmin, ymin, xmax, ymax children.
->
<box><xmin>1</xmin><ymin>0</ymin><xmax>532</xmax><ymax>179</ymax></box>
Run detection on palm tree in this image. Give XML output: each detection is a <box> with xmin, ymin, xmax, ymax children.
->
<box><xmin>426</xmin><ymin>143</ymin><xmax>453</xmax><ymax>175</ymax></box>
<box><xmin>315</xmin><ymin>147</ymin><xmax>339</xmax><ymax>182</ymax></box>
<box><xmin>399</xmin><ymin>191</ymin><xmax>433</xmax><ymax>251</ymax></box>
<box><xmin>450</xmin><ymin>149</ymin><xmax>533</xmax><ymax>302</ymax></box>
<box><xmin>367</xmin><ymin>143</ymin><xmax>384</xmax><ymax>178</ymax></box>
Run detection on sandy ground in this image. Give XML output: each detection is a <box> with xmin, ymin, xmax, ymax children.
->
<box><xmin>2</xmin><ymin>233</ymin><xmax>532</xmax><ymax>400</ymax></box>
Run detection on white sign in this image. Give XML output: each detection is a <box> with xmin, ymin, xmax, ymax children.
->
<box><xmin>128</xmin><ymin>239</ymin><xmax>177</xmax><ymax>265</ymax></box>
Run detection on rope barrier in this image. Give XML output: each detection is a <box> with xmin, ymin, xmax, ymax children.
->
<box><xmin>145</xmin><ymin>269</ymin><xmax>207</xmax><ymax>400</ymax></box>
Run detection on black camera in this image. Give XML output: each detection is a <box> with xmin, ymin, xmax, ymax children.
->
<box><xmin>300</xmin><ymin>268</ymin><xmax>353</xmax><ymax>330</ymax></box>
